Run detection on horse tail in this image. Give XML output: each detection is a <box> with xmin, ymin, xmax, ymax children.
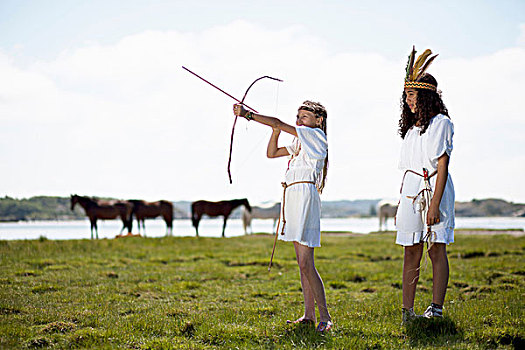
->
<box><xmin>161</xmin><ymin>201</ymin><xmax>174</xmax><ymax>229</ymax></box>
<box><xmin>126</xmin><ymin>202</ymin><xmax>134</xmax><ymax>232</ymax></box>
<box><xmin>191</xmin><ymin>202</ymin><xmax>198</xmax><ymax>228</ymax></box>
<box><xmin>128</xmin><ymin>200</ymin><xmax>139</xmax><ymax>230</ymax></box>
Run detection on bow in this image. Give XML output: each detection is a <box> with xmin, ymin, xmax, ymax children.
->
<box><xmin>227</xmin><ymin>75</ymin><xmax>282</xmax><ymax>183</ymax></box>
<box><xmin>182</xmin><ymin>66</ymin><xmax>282</xmax><ymax>183</ymax></box>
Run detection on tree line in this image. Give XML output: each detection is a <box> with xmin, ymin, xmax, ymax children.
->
<box><xmin>0</xmin><ymin>196</ymin><xmax>84</xmax><ymax>221</ymax></box>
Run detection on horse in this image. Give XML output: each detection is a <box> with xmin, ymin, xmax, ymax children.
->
<box><xmin>378</xmin><ymin>200</ymin><xmax>398</xmax><ymax>231</ymax></box>
<box><xmin>242</xmin><ymin>202</ymin><xmax>280</xmax><ymax>234</ymax></box>
<box><xmin>191</xmin><ymin>198</ymin><xmax>251</xmax><ymax>237</ymax></box>
<box><xmin>128</xmin><ymin>199</ymin><xmax>173</xmax><ymax>236</ymax></box>
<box><xmin>70</xmin><ymin>194</ymin><xmax>133</xmax><ymax>239</ymax></box>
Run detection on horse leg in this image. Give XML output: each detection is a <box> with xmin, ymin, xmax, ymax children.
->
<box><xmin>94</xmin><ymin>220</ymin><xmax>99</xmax><ymax>239</ymax></box>
<box><xmin>195</xmin><ymin>217</ymin><xmax>200</xmax><ymax>237</ymax></box>
<box><xmin>142</xmin><ymin>220</ymin><xmax>146</xmax><ymax>237</ymax></box>
<box><xmin>119</xmin><ymin>220</ymin><xmax>127</xmax><ymax>235</ymax></box>
<box><xmin>127</xmin><ymin>216</ymin><xmax>133</xmax><ymax>234</ymax></box>
<box><xmin>166</xmin><ymin>218</ymin><xmax>173</xmax><ymax>236</ymax></box>
<box><xmin>222</xmin><ymin>215</ymin><xmax>229</xmax><ymax>238</ymax></box>
<box><xmin>242</xmin><ymin>212</ymin><xmax>248</xmax><ymax>235</ymax></box>
<box><xmin>135</xmin><ymin>218</ymin><xmax>140</xmax><ymax>235</ymax></box>
<box><xmin>192</xmin><ymin>212</ymin><xmax>201</xmax><ymax>237</ymax></box>
<box><xmin>90</xmin><ymin>219</ymin><xmax>95</xmax><ymax>240</ymax></box>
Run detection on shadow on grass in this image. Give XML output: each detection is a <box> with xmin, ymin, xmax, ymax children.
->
<box><xmin>279</xmin><ymin>323</ymin><xmax>333</xmax><ymax>348</ymax></box>
<box><xmin>405</xmin><ymin>316</ymin><xmax>463</xmax><ymax>347</ymax></box>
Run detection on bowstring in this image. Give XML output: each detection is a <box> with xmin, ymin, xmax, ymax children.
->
<box><xmin>236</xmin><ymin>82</ymin><xmax>281</xmax><ymax>169</ymax></box>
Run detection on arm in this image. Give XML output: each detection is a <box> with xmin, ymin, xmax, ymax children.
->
<box><xmin>427</xmin><ymin>153</ymin><xmax>449</xmax><ymax>226</ymax></box>
<box><xmin>267</xmin><ymin>128</ymin><xmax>290</xmax><ymax>158</ymax></box>
<box><xmin>233</xmin><ymin>104</ymin><xmax>297</xmax><ymax>137</ymax></box>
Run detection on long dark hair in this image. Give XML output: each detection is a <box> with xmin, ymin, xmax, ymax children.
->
<box><xmin>398</xmin><ymin>73</ymin><xmax>449</xmax><ymax>138</ymax></box>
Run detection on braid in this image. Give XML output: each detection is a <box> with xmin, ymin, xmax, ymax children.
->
<box><xmin>299</xmin><ymin>100</ymin><xmax>328</xmax><ymax>193</ymax></box>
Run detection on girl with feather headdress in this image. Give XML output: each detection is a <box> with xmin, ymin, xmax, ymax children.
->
<box><xmin>396</xmin><ymin>47</ymin><xmax>455</xmax><ymax>324</ymax></box>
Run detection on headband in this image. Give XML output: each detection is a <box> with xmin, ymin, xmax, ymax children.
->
<box><xmin>299</xmin><ymin>101</ymin><xmax>326</xmax><ymax>118</ymax></box>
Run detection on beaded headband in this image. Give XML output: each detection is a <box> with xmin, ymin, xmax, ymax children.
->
<box><xmin>404</xmin><ymin>46</ymin><xmax>438</xmax><ymax>91</ymax></box>
<box><xmin>299</xmin><ymin>101</ymin><xmax>326</xmax><ymax>119</ymax></box>
<box><xmin>404</xmin><ymin>81</ymin><xmax>437</xmax><ymax>91</ymax></box>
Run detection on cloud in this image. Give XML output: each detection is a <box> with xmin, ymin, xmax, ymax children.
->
<box><xmin>1</xmin><ymin>21</ymin><xmax>524</xmax><ymax>202</ymax></box>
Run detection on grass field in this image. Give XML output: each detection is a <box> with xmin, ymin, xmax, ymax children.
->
<box><xmin>0</xmin><ymin>231</ymin><xmax>523</xmax><ymax>349</ymax></box>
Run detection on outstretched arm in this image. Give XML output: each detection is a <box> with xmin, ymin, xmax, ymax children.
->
<box><xmin>233</xmin><ymin>104</ymin><xmax>297</xmax><ymax>137</ymax></box>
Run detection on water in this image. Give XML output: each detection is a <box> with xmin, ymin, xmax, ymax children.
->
<box><xmin>0</xmin><ymin>217</ymin><xmax>523</xmax><ymax>241</ymax></box>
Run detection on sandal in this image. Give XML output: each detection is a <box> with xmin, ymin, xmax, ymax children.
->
<box><xmin>316</xmin><ymin>320</ymin><xmax>333</xmax><ymax>332</ymax></box>
<box><xmin>286</xmin><ymin>317</ymin><xmax>315</xmax><ymax>325</ymax></box>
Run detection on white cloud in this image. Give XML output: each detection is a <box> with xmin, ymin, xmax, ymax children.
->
<box><xmin>1</xmin><ymin>21</ymin><xmax>524</xmax><ymax>203</ymax></box>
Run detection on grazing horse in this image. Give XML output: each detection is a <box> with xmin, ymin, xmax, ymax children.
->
<box><xmin>70</xmin><ymin>194</ymin><xmax>133</xmax><ymax>239</ymax></box>
<box><xmin>129</xmin><ymin>200</ymin><xmax>173</xmax><ymax>236</ymax></box>
<box><xmin>378</xmin><ymin>200</ymin><xmax>398</xmax><ymax>231</ymax></box>
<box><xmin>242</xmin><ymin>202</ymin><xmax>280</xmax><ymax>234</ymax></box>
<box><xmin>191</xmin><ymin>198</ymin><xmax>251</xmax><ymax>237</ymax></box>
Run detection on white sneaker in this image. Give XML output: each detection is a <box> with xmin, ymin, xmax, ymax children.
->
<box><xmin>422</xmin><ymin>304</ymin><xmax>443</xmax><ymax>318</ymax></box>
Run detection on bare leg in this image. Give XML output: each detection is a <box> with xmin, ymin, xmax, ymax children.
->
<box><xmin>294</xmin><ymin>242</ymin><xmax>331</xmax><ymax>322</ymax></box>
<box><xmin>294</xmin><ymin>244</ymin><xmax>316</xmax><ymax>322</ymax></box>
<box><xmin>402</xmin><ymin>243</ymin><xmax>424</xmax><ymax>309</ymax></box>
<box><xmin>428</xmin><ymin>243</ymin><xmax>449</xmax><ymax>306</ymax></box>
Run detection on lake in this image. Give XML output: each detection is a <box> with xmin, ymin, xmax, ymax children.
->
<box><xmin>0</xmin><ymin>217</ymin><xmax>524</xmax><ymax>240</ymax></box>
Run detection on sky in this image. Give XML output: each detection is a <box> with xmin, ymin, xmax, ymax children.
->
<box><xmin>1</xmin><ymin>0</ymin><xmax>524</xmax><ymax>204</ymax></box>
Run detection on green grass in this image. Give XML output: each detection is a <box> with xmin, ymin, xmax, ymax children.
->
<box><xmin>0</xmin><ymin>233</ymin><xmax>524</xmax><ymax>349</ymax></box>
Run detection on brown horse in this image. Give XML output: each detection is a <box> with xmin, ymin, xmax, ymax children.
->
<box><xmin>128</xmin><ymin>200</ymin><xmax>173</xmax><ymax>236</ymax></box>
<box><xmin>70</xmin><ymin>194</ymin><xmax>133</xmax><ymax>239</ymax></box>
<box><xmin>191</xmin><ymin>198</ymin><xmax>251</xmax><ymax>237</ymax></box>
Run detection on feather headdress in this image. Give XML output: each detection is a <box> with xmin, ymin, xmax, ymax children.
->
<box><xmin>404</xmin><ymin>46</ymin><xmax>438</xmax><ymax>91</ymax></box>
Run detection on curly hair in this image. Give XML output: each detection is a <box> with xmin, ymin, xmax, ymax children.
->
<box><xmin>299</xmin><ymin>100</ymin><xmax>328</xmax><ymax>194</ymax></box>
<box><xmin>398</xmin><ymin>73</ymin><xmax>450</xmax><ymax>138</ymax></box>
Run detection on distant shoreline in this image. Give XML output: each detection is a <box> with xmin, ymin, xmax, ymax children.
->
<box><xmin>323</xmin><ymin>228</ymin><xmax>524</xmax><ymax>237</ymax></box>
<box><xmin>2</xmin><ymin>215</ymin><xmax>525</xmax><ymax>223</ymax></box>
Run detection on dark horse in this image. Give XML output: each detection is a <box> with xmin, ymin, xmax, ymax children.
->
<box><xmin>191</xmin><ymin>198</ymin><xmax>251</xmax><ymax>237</ymax></box>
<box><xmin>70</xmin><ymin>194</ymin><xmax>133</xmax><ymax>239</ymax></box>
<box><xmin>128</xmin><ymin>200</ymin><xmax>173</xmax><ymax>236</ymax></box>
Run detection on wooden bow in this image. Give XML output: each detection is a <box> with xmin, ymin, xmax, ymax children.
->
<box><xmin>228</xmin><ymin>75</ymin><xmax>282</xmax><ymax>183</ymax></box>
<box><xmin>182</xmin><ymin>66</ymin><xmax>282</xmax><ymax>183</ymax></box>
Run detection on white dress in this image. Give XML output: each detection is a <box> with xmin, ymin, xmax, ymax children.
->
<box><xmin>395</xmin><ymin>114</ymin><xmax>455</xmax><ymax>246</ymax></box>
<box><xmin>277</xmin><ymin>126</ymin><xmax>327</xmax><ymax>248</ymax></box>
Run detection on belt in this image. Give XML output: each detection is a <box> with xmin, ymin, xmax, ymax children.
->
<box><xmin>268</xmin><ymin>180</ymin><xmax>315</xmax><ymax>272</ymax></box>
<box><xmin>399</xmin><ymin>169</ymin><xmax>437</xmax><ymax>194</ymax></box>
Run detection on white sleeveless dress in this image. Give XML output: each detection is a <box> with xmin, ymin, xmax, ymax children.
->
<box><xmin>395</xmin><ymin>114</ymin><xmax>455</xmax><ymax>246</ymax></box>
<box><xmin>277</xmin><ymin>126</ymin><xmax>327</xmax><ymax>248</ymax></box>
